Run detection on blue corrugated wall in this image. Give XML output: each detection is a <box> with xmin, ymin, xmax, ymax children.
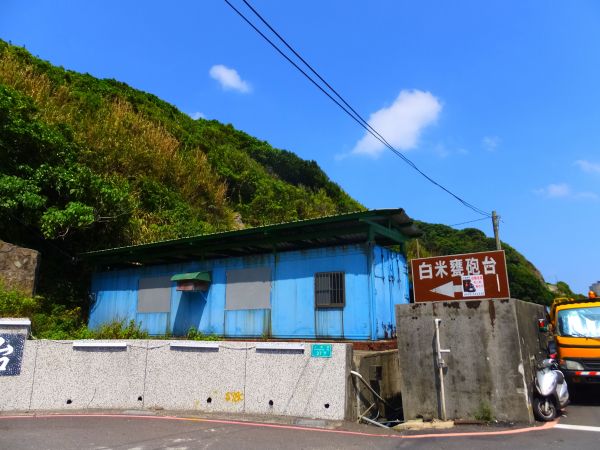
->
<box><xmin>370</xmin><ymin>246</ymin><xmax>410</xmax><ymax>339</ymax></box>
<box><xmin>88</xmin><ymin>243</ymin><xmax>410</xmax><ymax>340</ymax></box>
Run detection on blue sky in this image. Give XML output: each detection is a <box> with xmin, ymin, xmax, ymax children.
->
<box><xmin>2</xmin><ymin>1</ymin><xmax>599</xmax><ymax>294</ymax></box>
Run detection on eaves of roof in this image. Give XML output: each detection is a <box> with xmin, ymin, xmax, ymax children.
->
<box><xmin>81</xmin><ymin>208</ymin><xmax>421</xmax><ymax>268</ymax></box>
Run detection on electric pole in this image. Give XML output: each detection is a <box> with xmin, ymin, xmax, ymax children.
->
<box><xmin>492</xmin><ymin>210</ymin><xmax>501</xmax><ymax>250</ymax></box>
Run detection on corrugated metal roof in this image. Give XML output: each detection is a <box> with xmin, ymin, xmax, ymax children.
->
<box><xmin>81</xmin><ymin>208</ymin><xmax>420</xmax><ymax>267</ymax></box>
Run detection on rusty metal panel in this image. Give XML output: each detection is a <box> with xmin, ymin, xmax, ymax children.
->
<box><xmin>411</xmin><ymin>250</ymin><xmax>510</xmax><ymax>302</ymax></box>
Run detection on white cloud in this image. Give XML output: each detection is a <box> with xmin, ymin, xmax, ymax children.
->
<box><xmin>574</xmin><ymin>159</ymin><xmax>600</xmax><ymax>174</ymax></box>
<box><xmin>535</xmin><ymin>183</ymin><xmax>598</xmax><ymax>200</ymax></box>
<box><xmin>542</xmin><ymin>183</ymin><xmax>571</xmax><ymax>198</ymax></box>
<box><xmin>189</xmin><ymin>111</ymin><xmax>205</xmax><ymax>120</ymax></box>
<box><xmin>432</xmin><ymin>143</ymin><xmax>469</xmax><ymax>158</ymax></box>
<box><xmin>209</xmin><ymin>64</ymin><xmax>251</xmax><ymax>93</ymax></box>
<box><xmin>351</xmin><ymin>90</ymin><xmax>442</xmax><ymax>158</ymax></box>
<box><xmin>575</xmin><ymin>191</ymin><xmax>599</xmax><ymax>200</ymax></box>
<box><xmin>482</xmin><ymin>136</ymin><xmax>500</xmax><ymax>152</ymax></box>
<box><xmin>434</xmin><ymin>144</ymin><xmax>450</xmax><ymax>158</ymax></box>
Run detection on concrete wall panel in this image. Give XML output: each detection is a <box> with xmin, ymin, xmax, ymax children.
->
<box><xmin>396</xmin><ymin>299</ymin><xmax>544</xmax><ymax>424</ymax></box>
<box><xmin>29</xmin><ymin>340</ymin><xmax>147</xmax><ymax>410</ymax></box>
<box><xmin>244</xmin><ymin>343</ymin><xmax>350</xmax><ymax>420</ymax></box>
<box><xmin>143</xmin><ymin>341</ymin><xmax>248</xmax><ymax>413</ymax></box>
<box><xmin>1</xmin><ymin>337</ymin><xmax>350</xmax><ymax>420</ymax></box>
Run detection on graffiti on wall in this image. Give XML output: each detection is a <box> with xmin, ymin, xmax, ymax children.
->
<box><xmin>225</xmin><ymin>391</ymin><xmax>244</xmax><ymax>403</ymax></box>
<box><xmin>0</xmin><ymin>334</ymin><xmax>25</xmax><ymax>376</ymax></box>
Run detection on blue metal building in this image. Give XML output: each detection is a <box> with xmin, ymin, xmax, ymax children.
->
<box><xmin>83</xmin><ymin>209</ymin><xmax>420</xmax><ymax>340</ymax></box>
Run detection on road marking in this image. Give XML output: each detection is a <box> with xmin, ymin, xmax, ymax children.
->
<box><xmin>555</xmin><ymin>424</ymin><xmax>600</xmax><ymax>433</ymax></box>
<box><xmin>0</xmin><ymin>413</ymin><xmax>558</xmax><ymax>440</ymax></box>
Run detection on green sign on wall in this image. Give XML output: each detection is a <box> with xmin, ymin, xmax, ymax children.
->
<box><xmin>311</xmin><ymin>343</ymin><xmax>332</xmax><ymax>358</ymax></box>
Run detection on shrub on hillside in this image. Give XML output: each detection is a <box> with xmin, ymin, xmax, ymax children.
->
<box><xmin>0</xmin><ymin>281</ymin><xmax>42</xmax><ymax>318</ymax></box>
<box><xmin>0</xmin><ymin>282</ymin><xmax>149</xmax><ymax>339</ymax></box>
<box><xmin>0</xmin><ymin>281</ymin><xmax>86</xmax><ymax>338</ymax></box>
<box><xmin>90</xmin><ymin>319</ymin><xmax>149</xmax><ymax>339</ymax></box>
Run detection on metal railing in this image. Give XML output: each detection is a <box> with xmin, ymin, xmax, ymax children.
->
<box><xmin>350</xmin><ymin>370</ymin><xmax>402</xmax><ymax>428</ymax></box>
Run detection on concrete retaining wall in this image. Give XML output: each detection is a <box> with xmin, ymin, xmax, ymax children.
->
<box><xmin>0</xmin><ymin>240</ymin><xmax>40</xmax><ymax>295</ymax></box>
<box><xmin>395</xmin><ymin>298</ymin><xmax>546</xmax><ymax>424</ymax></box>
<box><xmin>0</xmin><ymin>339</ymin><xmax>351</xmax><ymax>420</ymax></box>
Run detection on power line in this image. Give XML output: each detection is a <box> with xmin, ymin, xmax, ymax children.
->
<box><xmin>224</xmin><ymin>0</ymin><xmax>492</xmax><ymax>218</ymax></box>
<box><xmin>447</xmin><ymin>217</ymin><xmax>490</xmax><ymax>227</ymax></box>
<box><xmin>240</xmin><ymin>0</ymin><xmax>392</xmax><ymax>151</ymax></box>
<box><xmin>222</xmin><ymin>2</ymin><xmax>394</xmax><ymax>159</ymax></box>
<box><xmin>239</xmin><ymin>0</ymin><xmax>414</xmax><ymax>174</ymax></box>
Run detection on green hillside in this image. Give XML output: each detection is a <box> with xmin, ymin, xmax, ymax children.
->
<box><xmin>0</xmin><ymin>41</ymin><xmax>560</xmax><ymax>337</ymax></box>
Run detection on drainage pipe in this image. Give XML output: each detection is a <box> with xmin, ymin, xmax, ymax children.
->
<box><xmin>434</xmin><ymin>318</ymin><xmax>451</xmax><ymax>421</ymax></box>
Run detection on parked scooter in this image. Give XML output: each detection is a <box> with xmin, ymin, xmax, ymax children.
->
<box><xmin>532</xmin><ymin>358</ymin><xmax>569</xmax><ymax>421</ymax></box>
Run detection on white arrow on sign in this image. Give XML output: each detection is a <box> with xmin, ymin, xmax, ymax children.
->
<box><xmin>430</xmin><ymin>281</ymin><xmax>462</xmax><ymax>298</ymax></box>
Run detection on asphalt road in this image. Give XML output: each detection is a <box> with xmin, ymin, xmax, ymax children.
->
<box><xmin>0</xmin><ymin>413</ymin><xmax>598</xmax><ymax>450</ymax></box>
<box><xmin>1</xmin><ymin>387</ymin><xmax>598</xmax><ymax>450</ymax></box>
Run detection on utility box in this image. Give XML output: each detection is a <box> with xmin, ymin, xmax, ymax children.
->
<box><xmin>395</xmin><ymin>298</ymin><xmax>546</xmax><ymax>424</ymax></box>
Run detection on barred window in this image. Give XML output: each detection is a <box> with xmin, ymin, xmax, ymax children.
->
<box><xmin>315</xmin><ymin>272</ymin><xmax>345</xmax><ymax>307</ymax></box>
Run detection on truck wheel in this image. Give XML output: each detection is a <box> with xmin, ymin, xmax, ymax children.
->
<box><xmin>533</xmin><ymin>396</ymin><xmax>556</xmax><ymax>421</ymax></box>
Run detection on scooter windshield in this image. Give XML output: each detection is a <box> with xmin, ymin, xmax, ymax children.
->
<box><xmin>557</xmin><ymin>306</ymin><xmax>600</xmax><ymax>338</ymax></box>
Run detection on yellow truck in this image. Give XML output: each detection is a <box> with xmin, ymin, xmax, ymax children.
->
<box><xmin>548</xmin><ymin>296</ymin><xmax>600</xmax><ymax>386</ymax></box>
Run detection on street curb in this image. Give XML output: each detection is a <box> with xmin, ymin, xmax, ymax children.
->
<box><xmin>0</xmin><ymin>412</ymin><xmax>559</xmax><ymax>440</ymax></box>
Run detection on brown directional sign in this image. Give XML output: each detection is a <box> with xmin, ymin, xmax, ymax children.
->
<box><xmin>411</xmin><ymin>250</ymin><xmax>510</xmax><ymax>302</ymax></box>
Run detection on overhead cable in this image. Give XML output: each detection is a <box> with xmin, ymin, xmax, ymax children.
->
<box><xmin>224</xmin><ymin>0</ymin><xmax>492</xmax><ymax>218</ymax></box>
<box><xmin>448</xmin><ymin>217</ymin><xmax>490</xmax><ymax>227</ymax></box>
